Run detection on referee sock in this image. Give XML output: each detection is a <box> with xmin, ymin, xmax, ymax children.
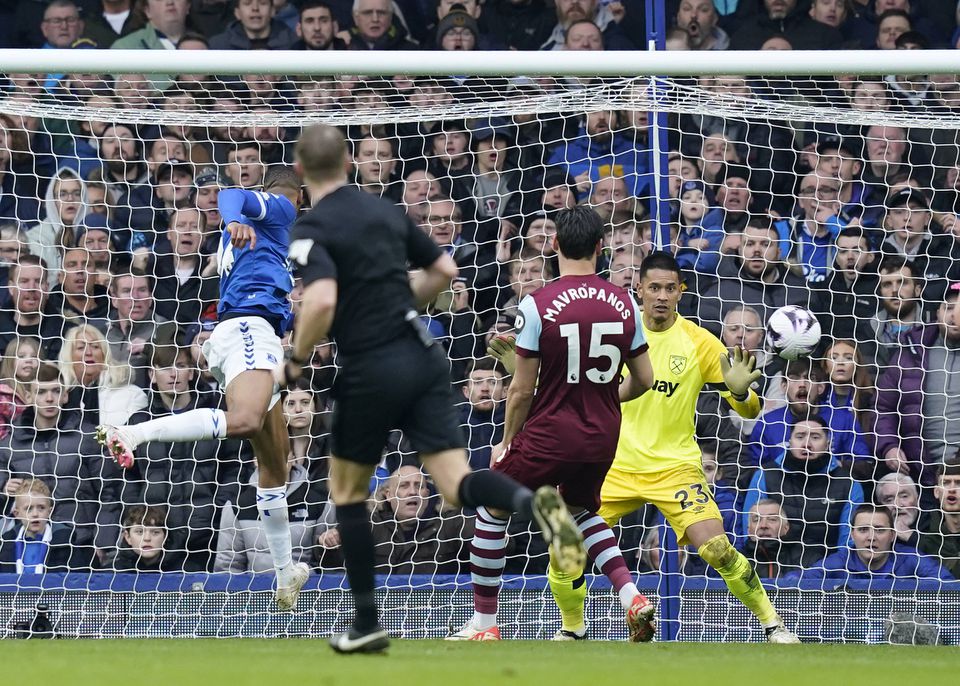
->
<box><xmin>125</xmin><ymin>408</ymin><xmax>227</xmax><ymax>446</ymax></box>
<box><xmin>336</xmin><ymin>501</ymin><xmax>380</xmax><ymax>632</ymax></box>
<box><xmin>256</xmin><ymin>486</ymin><xmax>294</xmax><ymax>582</ymax></box>
<box><xmin>458</xmin><ymin>471</ymin><xmax>534</xmax><ymax>519</ymax></box>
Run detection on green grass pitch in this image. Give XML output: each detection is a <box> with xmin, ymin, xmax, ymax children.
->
<box><xmin>4</xmin><ymin>640</ymin><xmax>956</xmax><ymax>686</ymax></box>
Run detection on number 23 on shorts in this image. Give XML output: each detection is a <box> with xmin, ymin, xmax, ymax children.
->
<box><xmin>674</xmin><ymin>483</ymin><xmax>710</xmax><ymax>510</ymax></box>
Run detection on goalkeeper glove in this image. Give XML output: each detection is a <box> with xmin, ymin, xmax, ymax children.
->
<box><xmin>719</xmin><ymin>346</ymin><xmax>761</xmax><ymax>401</ymax></box>
<box><xmin>487</xmin><ymin>333</ymin><xmax>517</xmax><ymax>375</ymax></box>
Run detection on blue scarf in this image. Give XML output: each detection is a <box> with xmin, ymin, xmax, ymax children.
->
<box><xmin>15</xmin><ymin>524</ymin><xmax>51</xmax><ymax>574</ymax></box>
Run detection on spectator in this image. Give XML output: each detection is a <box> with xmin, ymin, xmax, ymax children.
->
<box><xmin>437</xmin><ymin>5</ymin><xmax>482</xmax><ymax>50</ymax></box>
<box><xmin>25</xmin><ymin>168</ymin><xmax>85</xmax><ymax>286</ymax></box>
<box><xmin>875</xmin><ymin>281</ymin><xmax>960</xmax><ymax>487</ymax></box>
<box><xmin>563</xmin><ymin>19</ymin><xmax>602</xmax><ymax>51</ymax></box>
<box><xmin>105</xmin><ymin>270</ymin><xmax>175</xmax><ymax>381</ymax></box>
<box><xmin>808</xmin><ymin>0</ymin><xmax>855</xmax><ymax>41</ymax></box>
<box><xmin>0</xmin><ymin>337</ymin><xmax>41</xmax><ymax>439</ymax></box>
<box><xmin>96</xmin><ymin>123</ymin><xmax>155</xmax><ymax>245</ymax></box>
<box><xmin>918</xmin><ymin>460</ymin><xmax>960</xmax><ymax>579</ymax></box>
<box><xmin>83</xmin><ymin>0</ymin><xmax>145</xmax><ymax>48</ymax></box>
<box><xmin>701</xmin><ymin>443</ymin><xmax>737</xmax><ymax>535</ymax></box>
<box><xmin>862</xmin><ymin>125</ymin><xmax>911</xmax><ymax>192</ymax></box>
<box><xmin>209</xmin><ymin>0</ymin><xmax>296</xmax><ymax>50</ymax></box>
<box><xmin>58</xmin><ymin>323</ymin><xmax>149</xmax><ymax>427</ymax></box>
<box><xmin>876</xmin><ymin>472</ymin><xmax>921</xmax><ymax>546</ymax></box>
<box><xmin>793</xmin><ymin>504</ymin><xmax>952</xmax><ymax>581</ymax></box>
<box><xmin>499</xmin><ymin>251</ymin><xmax>549</xmax><ymax>321</ymax></box>
<box><xmin>741</xmin><ymin>416</ymin><xmax>865</xmax><ymax>564</ymax></box>
<box><xmin>814</xmin><ymin>136</ymin><xmax>881</xmax><ymax>228</ymax></box>
<box><xmin>125</xmin><ymin>344</ymin><xmax>242</xmax><ymax>571</ymax></box>
<box><xmin>0</xmin><ymin>256</ymin><xmax>66</xmax><ymax>360</ymax></box>
<box><xmin>714</xmin><ymin>164</ymin><xmax>753</xmax><ymax>244</ymax></box>
<box><xmin>697</xmin><ymin>219</ymin><xmax>810</xmax><ymax>334</ymax></box>
<box><xmin>749</xmin><ymin>357</ymin><xmax>873</xmax><ymax>469</ymax></box>
<box><xmin>548</xmin><ymin>110</ymin><xmax>650</xmax><ymax>199</ymax></box>
<box><xmin>224</xmin><ymin>142</ymin><xmax>266</xmax><ymax>190</ymax></box>
<box><xmin>674</xmin><ymin>179</ymin><xmax>725</xmax><ymax>274</ymax></box>
<box><xmin>459</xmin><ymin>358</ymin><xmax>507</xmax><ymax>471</ymax></box>
<box><xmin>880</xmin><ymin>188</ymin><xmax>955</xmax><ymax>303</ymax></box>
<box><xmin>0</xmin><ymin>120</ymin><xmax>42</xmax><ymax>224</ymax></box>
<box><xmin>353</xmin><ymin>136</ymin><xmax>400</xmax><ymax>199</ymax></box>
<box><xmin>348</xmin><ymin>0</ymin><xmax>418</xmax><ymax>50</ymax></box>
<box><xmin>74</xmin><ymin>214</ymin><xmax>117</xmax><ymax>288</ymax></box>
<box><xmin>810</xmin><ymin>227</ymin><xmax>879</xmax><ymax>349</ymax></box>
<box><xmin>676</xmin><ymin>0</ymin><xmax>730</xmax><ymax>50</ymax></box>
<box><xmin>111</xmin><ymin>0</ymin><xmax>191</xmax><ymax>91</ymax></box>
<box><xmin>730</xmin><ymin>0</ymin><xmax>844</xmax><ymax>49</ymax></box>
<box><xmin>193</xmin><ymin>165</ymin><xmax>228</xmax><ymax>235</ymax></box>
<box><xmin>150</xmin><ymin>207</ymin><xmax>218</xmax><ymax>326</ymax></box>
<box><xmin>870</xmin><ymin>256</ymin><xmax>924</xmax><ymax>367</ymax></box>
<box><xmin>45</xmin><ymin>247</ymin><xmax>111</xmax><ymax>333</ymax></box>
<box><xmin>539</xmin><ymin>0</ymin><xmax>634</xmax><ymax>50</ymax></box>
<box><xmin>294</xmin><ymin>0</ymin><xmax>347</xmax><ymax>50</ymax></box>
<box><xmin>215</xmin><ymin>378</ymin><xmax>327</xmax><ymax>573</ymax></box>
<box><xmin>400</xmin><ymin>168</ymin><xmax>444</xmax><ymax>224</ymax></box>
<box><xmin>776</xmin><ymin>171</ymin><xmax>847</xmax><ymax>282</ymax></box>
<box><xmin>737</xmin><ymin>498</ymin><xmax>803</xmax><ymax>579</ymax></box>
<box><xmin>480</xmin><ymin>0</ymin><xmax>555</xmax><ymax>50</ymax></box>
<box><xmin>821</xmin><ymin>338</ymin><xmax>875</xmax><ymax>435</ymax></box>
<box><xmin>317</xmin><ymin>465</ymin><xmax>474</xmax><ymax>574</ymax></box>
<box><xmin>39</xmin><ymin>1</ymin><xmax>88</xmax><ymax>90</ymax></box>
<box><xmin>0</xmin><ymin>223</ymin><xmax>25</xmax><ymax>289</ymax></box>
<box><xmin>0</xmin><ymin>478</ymin><xmax>91</xmax><ymax>572</ymax></box>
<box><xmin>468</xmin><ymin>125</ymin><xmax>518</xmax><ymax>223</ymax></box>
<box><xmin>0</xmin><ymin>363</ymin><xmax>117</xmax><ymax>552</ymax></box>
<box><xmin>427</xmin><ymin>120</ymin><xmax>473</xmax><ymax>182</ymax></box>
<box><xmin>112</xmin><ymin>505</ymin><xmax>188</xmax><ymax>571</ymax></box>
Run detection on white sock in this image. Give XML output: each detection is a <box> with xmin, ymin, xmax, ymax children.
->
<box><xmin>619</xmin><ymin>582</ymin><xmax>640</xmax><ymax>611</ymax></box>
<box><xmin>471</xmin><ymin>612</ymin><xmax>498</xmax><ymax>630</ymax></box>
<box><xmin>127</xmin><ymin>408</ymin><xmax>227</xmax><ymax>446</ymax></box>
<box><xmin>256</xmin><ymin>486</ymin><xmax>294</xmax><ymax>581</ymax></box>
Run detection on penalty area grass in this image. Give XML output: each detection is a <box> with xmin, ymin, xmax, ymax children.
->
<box><xmin>4</xmin><ymin>639</ymin><xmax>954</xmax><ymax>686</ymax></box>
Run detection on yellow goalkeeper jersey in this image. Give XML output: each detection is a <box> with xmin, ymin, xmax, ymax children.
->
<box><xmin>615</xmin><ymin>314</ymin><xmax>732</xmax><ymax>474</ymax></box>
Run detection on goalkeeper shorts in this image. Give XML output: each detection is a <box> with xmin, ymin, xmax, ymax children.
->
<box><xmin>598</xmin><ymin>462</ymin><xmax>723</xmax><ymax>546</ymax></box>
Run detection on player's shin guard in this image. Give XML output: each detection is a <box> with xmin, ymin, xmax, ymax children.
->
<box><xmin>698</xmin><ymin>534</ymin><xmax>780</xmax><ymax>628</ymax></box>
<box><xmin>256</xmin><ymin>486</ymin><xmax>294</xmax><ymax>579</ymax></box>
<box><xmin>574</xmin><ymin>511</ymin><xmax>638</xmax><ymax>610</ymax></box>
<box><xmin>469</xmin><ymin>506</ymin><xmax>508</xmax><ymax>627</ymax></box>
<box><xmin>547</xmin><ymin>563</ymin><xmax>587</xmax><ymax>635</ymax></box>
<box><xmin>336</xmin><ymin>501</ymin><xmax>380</xmax><ymax>631</ymax></box>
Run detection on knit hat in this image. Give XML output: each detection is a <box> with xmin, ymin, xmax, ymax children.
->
<box><xmin>436</xmin><ymin>5</ymin><xmax>479</xmax><ymax>47</ymax></box>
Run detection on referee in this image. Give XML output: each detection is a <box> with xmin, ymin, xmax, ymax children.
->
<box><xmin>283</xmin><ymin>124</ymin><xmax>585</xmax><ymax>654</ymax></box>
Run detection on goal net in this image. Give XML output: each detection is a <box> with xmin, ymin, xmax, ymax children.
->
<box><xmin>0</xmin><ymin>50</ymin><xmax>959</xmax><ymax>643</ymax></box>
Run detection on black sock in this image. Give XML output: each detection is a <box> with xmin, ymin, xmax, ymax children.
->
<box><xmin>458</xmin><ymin>470</ymin><xmax>534</xmax><ymax>519</ymax></box>
<box><xmin>336</xmin><ymin>501</ymin><xmax>379</xmax><ymax>631</ymax></box>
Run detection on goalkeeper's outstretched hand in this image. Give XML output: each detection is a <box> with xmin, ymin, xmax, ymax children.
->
<box><xmin>487</xmin><ymin>333</ymin><xmax>517</xmax><ymax>375</ymax></box>
<box><xmin>719</xmin><ymin>346</ymin><xmax>761</xmax><ymax>399</ymax></box>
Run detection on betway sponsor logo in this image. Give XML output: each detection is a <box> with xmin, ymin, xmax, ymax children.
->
<box><xmin>651</xmin><ymin>379</ymin><xmax>679</xmax><ymax>397</ymax></box>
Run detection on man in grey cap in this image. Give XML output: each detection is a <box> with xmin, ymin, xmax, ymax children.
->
<box><xmin>194</xmin><ymin>165</ymin><xmax>230</xmax><ymax>237</ymax></box>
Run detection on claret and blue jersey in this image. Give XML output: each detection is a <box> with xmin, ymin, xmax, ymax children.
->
<box><xmin>216</xmin><ymin>188</ymin><xmax>296</xmax><ymax>334</ymax></box>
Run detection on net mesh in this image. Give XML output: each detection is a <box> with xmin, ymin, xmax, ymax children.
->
<box><xmin>0</xmin><ymin>69</ymin><xmax>959</xmax><ymax>642</ymax></box>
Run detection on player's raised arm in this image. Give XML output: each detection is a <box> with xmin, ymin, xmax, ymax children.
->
<box><xmin>218</xmin><ymin>188</ymin><xmax>269</xmax><ymax>249</ymax></box>
<box><xmin>719</xmin><ymin>346</ymin><xmax>763</xmax><ymax>419</ymax></box>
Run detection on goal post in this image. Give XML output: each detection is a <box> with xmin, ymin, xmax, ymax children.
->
<box><xmin>0</xmin><ymin>49</ymin><xmax>959</xmax><ymax>643</ymax></box>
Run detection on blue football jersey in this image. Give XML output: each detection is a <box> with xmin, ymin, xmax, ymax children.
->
<box><xmin>216</xmin><ymin>188</ymin><xmax>296</xmax><ymax>332</ymax></box>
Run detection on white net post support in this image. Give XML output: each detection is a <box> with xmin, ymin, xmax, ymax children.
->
<box><xmin>0</xmin><ymin>49</ymin><xmax>959</xmax><ymax>641</ymax></box>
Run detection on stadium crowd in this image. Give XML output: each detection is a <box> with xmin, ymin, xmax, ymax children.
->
<box><xmin>0</xmin><ymin>0</ymin><xmax>958</xmax><ymax>584</ymax></box>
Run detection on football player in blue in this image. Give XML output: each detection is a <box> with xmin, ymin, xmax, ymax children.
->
<box><xmin>97</xmin><ymin>166</ymin><xmax>309</xmax><ymax>609</ymax></box>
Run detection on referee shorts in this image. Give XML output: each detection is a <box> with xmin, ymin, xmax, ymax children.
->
<box><xmin>330</xmin><ymin>336</ymin><xmax>466</xmax><ymax>464</ymax></box>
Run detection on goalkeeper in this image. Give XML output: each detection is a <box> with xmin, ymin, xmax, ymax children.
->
<box><xmin>490</xmin><ymin>252</ymin><xmax>799</xmax><ymax>643</ymax></box>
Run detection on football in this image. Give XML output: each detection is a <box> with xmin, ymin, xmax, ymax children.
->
<box><xmin>765</xmin><ymin>305</ymin><xmax>821</xmax><ymax>361</ymax></box>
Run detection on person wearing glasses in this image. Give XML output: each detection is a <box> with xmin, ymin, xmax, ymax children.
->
<box><xmin>347</xmin><ymin>0</ymin><xmax>418</xmax><ymax>50</ymax></box>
